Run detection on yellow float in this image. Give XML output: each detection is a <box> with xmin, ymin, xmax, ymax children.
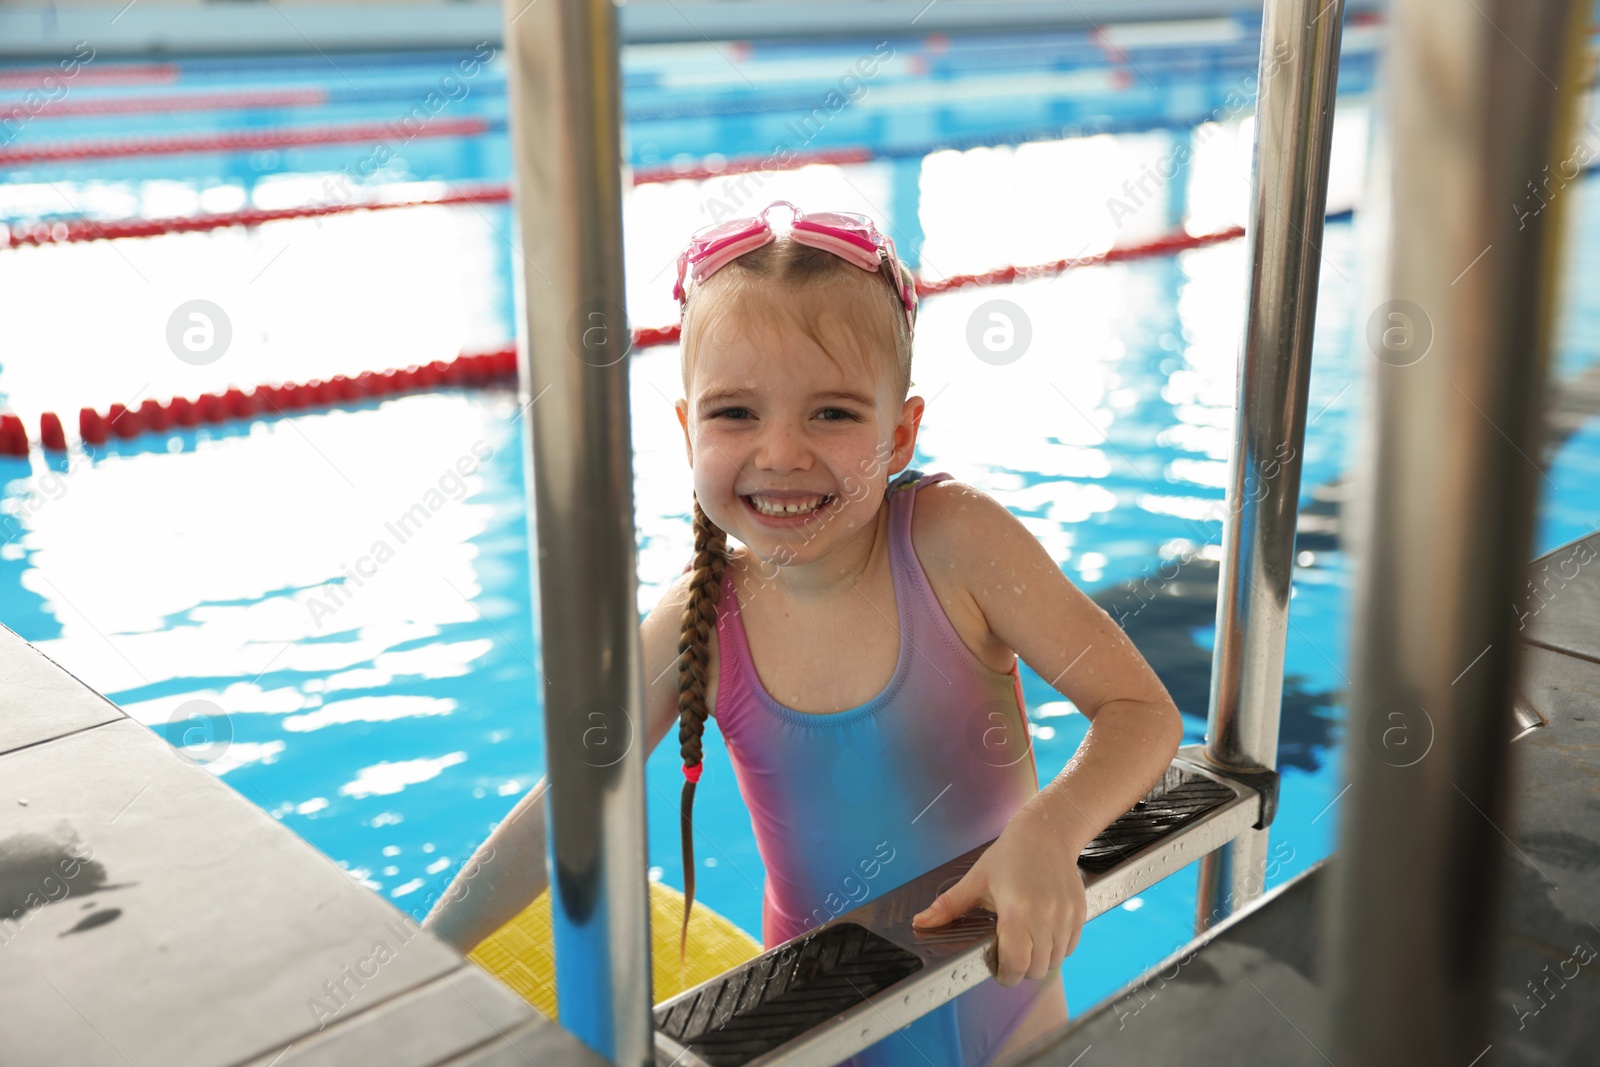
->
<box><xmin>468</xmin><ymin>879</ymin><xmax>764</xmax><ymax>1018</ymax></box>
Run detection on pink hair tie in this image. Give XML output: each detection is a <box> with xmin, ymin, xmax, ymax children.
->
<box><xmin>682</xmin><ymin>762</ymin><xmax>703</xmax><ymax>784</ymax></box>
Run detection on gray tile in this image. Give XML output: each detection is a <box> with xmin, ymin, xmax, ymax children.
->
<box><xmin>435</xmin><ymin>1016</ymin><xmax>615</xmax><ymax>1067</ymax></box>
<box><xmin>239</xmin><ymin>964</ymin><xmax>540</xmax><ymax>1067</ymax></box>
<box><xmin>1506</xmin><ymin>645</ymin><xmax>1600</xmax><ymax>960</ymax></box>
<box><xmin>1520</xmin><ymin>642</ymin><xmax>1600</xmax><ymax>724</ymax></box>
<box><xmin>1022</xmin><ymin>645</ymin><xmax>1600</xmax><ymax>1067</ymax></box>
<box><xmin>1491</xmin><ymin>932</ymin><xmax>1600</xmax><ymax>1066</ymax></box>
<box><xmin>1026</xmin><ymin>869</ymin><xmax>1331</xmax><ymax>1067</ymax></box>
<box><xmin>1521</xmin><ymin>533</ymin><xmax>1600</xmax><ymax>664</ymax></box>
<box><xmin>0</xmin><ymin>718</ymin><xmax>462</xmax><ymax>1067</ymax></box>
<box><xmin>0</xmin><ymin>623</ymin><xmax>124</xmax><ymax>756</ymax></box>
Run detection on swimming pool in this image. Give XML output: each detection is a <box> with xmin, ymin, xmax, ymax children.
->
<box><xmin>2</xmin><ymin>24</ymin><xmax>1597</xmax><ymax>1017</ymax></box>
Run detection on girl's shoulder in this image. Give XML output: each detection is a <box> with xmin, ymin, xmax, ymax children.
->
<box><xmin>907</xmin><ymin>476</ymin><xmax>1060</xmax><ymax>601</ymax></box>
<box><xmin>905</xmin><ymin>476</ymin><xmax>1020</xmax><ymax>568</ymax></box>
<box><xmin>905</xmin><ymin>477</ymin><xmax>1033</xmax><ymax>674</ymax></box>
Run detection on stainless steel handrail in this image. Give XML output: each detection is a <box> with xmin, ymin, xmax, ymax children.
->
<box><xmin>1325</xmin><ymin>0</ymin><xmax>1590</xmax><ymax>1062</ymax></box>
<box><xmin>502</xmin><ymin>0</ymin><xmax>653</xmax><ymax>1063</ymax></box>
<box><xmin>1195</xmin><ymin>0</ymin><xmax>1346</xmax><ymax>930</ymax></box>
<box><xmin>497</xmin><ymin>0</ymin><xmax>1355</xmax><ymax>1058</ymax></box>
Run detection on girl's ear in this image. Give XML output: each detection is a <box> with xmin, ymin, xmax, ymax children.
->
<box><xmin>675</xmin><ymin>398</ymin><xmax>693</xmax><ymax>466</ymax></box>
<box><xmin>891</xmin><ymin>395</ymin><xmax>925</xmax><ymax>472</ymax></box>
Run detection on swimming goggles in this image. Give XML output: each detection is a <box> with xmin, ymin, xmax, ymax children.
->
<box><xmin>671</xmin><ymin>200</ymin><xmax>918</xmax><ymax>334</ymax></box>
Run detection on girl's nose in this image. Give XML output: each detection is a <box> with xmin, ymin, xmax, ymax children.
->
<box><xmin>753</xmin><ymin>423</ymin><xmax>811</xmax><ymax>472</ymax></box>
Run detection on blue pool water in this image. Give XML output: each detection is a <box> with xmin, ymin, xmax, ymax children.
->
<box><xmin>2</xmin><ymin>24</ymin><xmax>1598</xmax><ymax>1019</ymax></box>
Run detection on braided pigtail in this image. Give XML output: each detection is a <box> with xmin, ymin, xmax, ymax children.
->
<box><xmin>676</xmin><ymin>496</ymin><xmax>728</xmax><ymax>965</ymax></box>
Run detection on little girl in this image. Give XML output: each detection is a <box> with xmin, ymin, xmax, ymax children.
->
<box><xmin>426</xmin><ymin>202</ymin><xmax>1184</xmax><ymax>1067</ymax></box>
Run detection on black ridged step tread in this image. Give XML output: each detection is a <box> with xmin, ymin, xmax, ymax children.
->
<box><xmin>1077</xmin><ymin>766</ymin><xmax>1237</xmax><ymax>873</ymax></box>
<box><xmin>654</xmin><ymin>921</ymin><xmax>923</xmax><ymax>1067</ymax></box>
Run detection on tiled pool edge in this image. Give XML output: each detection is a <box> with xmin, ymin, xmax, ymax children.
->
<box><xmin>0</xmin><ymin>623</ymin><xmax>607</xmax><ymax>1067</ymax></box>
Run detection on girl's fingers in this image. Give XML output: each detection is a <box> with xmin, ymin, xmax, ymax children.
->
<box><xmin>1047</xmin><ymin>939</ymin><xmax>1067</xmax><ymax>973</ymax></box>
<box><xmin>914</xmin><ymin>870</ymin><xmax>986</xmax><ymax>928</ymax></box>
<box><xmin>1062</xmin><ymin>919</ymin><xmax>1082</xmax><ymax>961</ymax></box>
<box><xmin>994</xmin><ymin>917</ymin><xmax>1034</xmax><ymax>987</ymax></box>
<box><xmin>1025</xmin><ymin>929</ymin><xmax>1055</xmax><ymax>980</ymax></box>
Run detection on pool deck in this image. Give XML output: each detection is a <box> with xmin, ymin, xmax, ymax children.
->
<box><xmin>0</xmin><ymin>623</ymin><xmax>609</xmax><ymax>1067</ymax></box>
<box><xmin>1017</xmin><ymin>529</ymin><xmax>1600</xmax><ymax>1067</ymax></box>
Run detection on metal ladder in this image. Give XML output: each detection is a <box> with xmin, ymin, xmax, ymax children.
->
<box><xmin>497</xmin><ymin>0</ymin><xmax>1336</xmax><ymax>1064</ymax></box>
<box><xmin>500</xmin><ymin>0</ymin><xmax>1593</xmax><ymax>1060</ymax></box>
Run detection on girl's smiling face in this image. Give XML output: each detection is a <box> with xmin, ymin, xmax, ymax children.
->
<box><xmin>675</xmin><ymin>277</ymin><xmax>924</xmax><ymax>569</ymax></box>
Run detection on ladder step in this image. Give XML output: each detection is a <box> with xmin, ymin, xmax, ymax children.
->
<box><xmin>1078</xmin><ymin>773</ymin><xmax>1239</xmax><ymax>872</ymax></box>
<box><xmin>655</xmin><ymin>923</ymin><xmax>924</xmax><ymax>1067</ymax></box>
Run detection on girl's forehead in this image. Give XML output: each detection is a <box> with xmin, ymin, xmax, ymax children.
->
<box><xmin>687</xmin><ymin>287</ymin><xmax>895</xmax><ymax>395</ymax></box>
<box><xmin>691</xmin><ymin>339</ymin><xmax>884</xmax><ymax>400</ymax></box>
<box><xmin>695</xmin><ymin>326</ymin><xmax>848</xmax><ymax>374</ymax></box>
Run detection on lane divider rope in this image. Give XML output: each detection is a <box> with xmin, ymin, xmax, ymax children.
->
<box><xmin>4</xmin><ymin>185</ymin><xmax>511</xmax><ymax>246</ymax></box>
<box><xmin>1</xmin><ymin>87</ymin><xmax>332</xmax><ymax>119</ymax></box>
<box><xmin>0</xmin><ymin>348</ymin><xmax>518</xmax><ymax>457</ymax></box>
<box><xmin>0</xmin><ymin>63</ymin><xmax>180</xmax><ymax>90</ymax></box>
<box><xmin>0</xmin><ymin>116</ymin><xmax>494</xmax><ymax>167</ymax></box>
<box><xmin>0</xmin><ymin>222</ymin><xmax>1275</xmax><ymax>457</ymax></box>
<box><xmin>3</xmin><ymin>130</ymin><xmax>1410</xmax><ymax>249</ymax></box>
<box><xmin>2</xmin><ymin>144</ymin><xmax>875</xmax><ymax>245</ymax></box>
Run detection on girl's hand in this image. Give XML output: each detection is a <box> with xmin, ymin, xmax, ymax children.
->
<box><xmin>909</xmin><ymin>808</ymin><xmax>1087</xmax><ymax>987</ymax></box>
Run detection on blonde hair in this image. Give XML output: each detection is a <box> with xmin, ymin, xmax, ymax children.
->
<box><xmin>672</xmin><ymin>232</ymin><xmax>917</xmax><ymax>960</ymax></box>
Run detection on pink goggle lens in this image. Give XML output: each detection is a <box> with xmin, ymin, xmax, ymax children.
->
<box><xmin>794</xmin><ymin>210</ymin><xmax>874</xmax><ymax>231</ymax></box>
<box><xmin>687</xmin><ymin>215</ymin><xmax>763</xmax><ymax>248</ymax></box>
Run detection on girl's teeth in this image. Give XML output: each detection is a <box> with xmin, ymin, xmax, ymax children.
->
<box><xmin>750</xmin><ymin>494</ymin><xmax>830</xmax><ymax>516</ymax></box>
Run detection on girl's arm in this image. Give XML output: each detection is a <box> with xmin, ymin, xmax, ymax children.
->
<box><xmin>421</xmin><ymin>775</ymin><xmax>551</xmax><ymax>953</ymax></box>
<box><xmin>422</xmin><ymin>571</ymin><xmax>696</xmax><ymax>954</ymax></box>
<box><xmin>907</xmin><ymin>482</ymin><xmax>1185</xmax><ymax>984</ymax></box>
<box><xmin>915</xmin><ymin>481</ymin><xmax>1184</xmax><ymax>842</ymax></box>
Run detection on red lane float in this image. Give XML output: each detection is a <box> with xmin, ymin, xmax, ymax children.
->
<box><xmin>0</xmin><ymin>128</ymin><xmax>862</xmax><ymax>180</ymax></box>
<box><xmin>24</xmin><ymin>348</ymin><xmax>518</xmax><ymax>454</ymax></box>
<box><xmin>39</xmin><ymin>412</ymin><xmax>66</xmax><ymax>452</ymax></box>
<box><xmin>138</xmin><ymin>399</ymin><xmax>168</xmax><ymax>431</ymax></box>
<box><xmin>631</xmin><ymin>147</ymin><xmax>873</xmax><ymax>185</ymax></box>
<box><xmin>3</xmin><ymin>142</ymin><xmax>1280</xmax><ymax>250</ymax></box>
<box><xmin>78</xmin><ymin>407</ymin><xmax>107</xmax><ymax>446</ymax></box>
<box><xmin>4</xmin><ymin>145</ymin><xmax>883</xmax><ymax>246</ymax></box>
<box><xmin>3</xmin><ymin>185</ymin><xmax>513</xmax><ymax>247</ymax></box>
<box><xmin>914</xmin><ymin>225</ymin><xmax>1248</xmax><ymax>297</ymax></box>
<box><xmin>0</xmin><ymin>116</ymin><xmax>491</xmax><ymax>168</ymax></box>
<box><xmin>634</xmin><ymin>324</ymin><xmax>682</xmax><ymax>349</ymax></box>
<box><xmin>0</xmin><ymin>64</ymin><xmax>180</xmax><ymax>91</ymax></box>
<box><xmin>0</xmin><ymin>88</ymin><xmax>329</xmax><ymax>120</ymax></box>
<box><xmin>0</xmin><ymin>415</ymin><xmax>27</xmax><ymax>456</ymax></box>
<box><xmin>105</xmin><ymin>403</ymin><xmax>141</xmax><ymax>441</ymax></box>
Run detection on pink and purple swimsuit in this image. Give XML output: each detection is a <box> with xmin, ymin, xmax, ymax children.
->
<box><xmin>712</xmin><ymin>470</ymin><xmax>1056</xmax><ymax>1067</ymax></box>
